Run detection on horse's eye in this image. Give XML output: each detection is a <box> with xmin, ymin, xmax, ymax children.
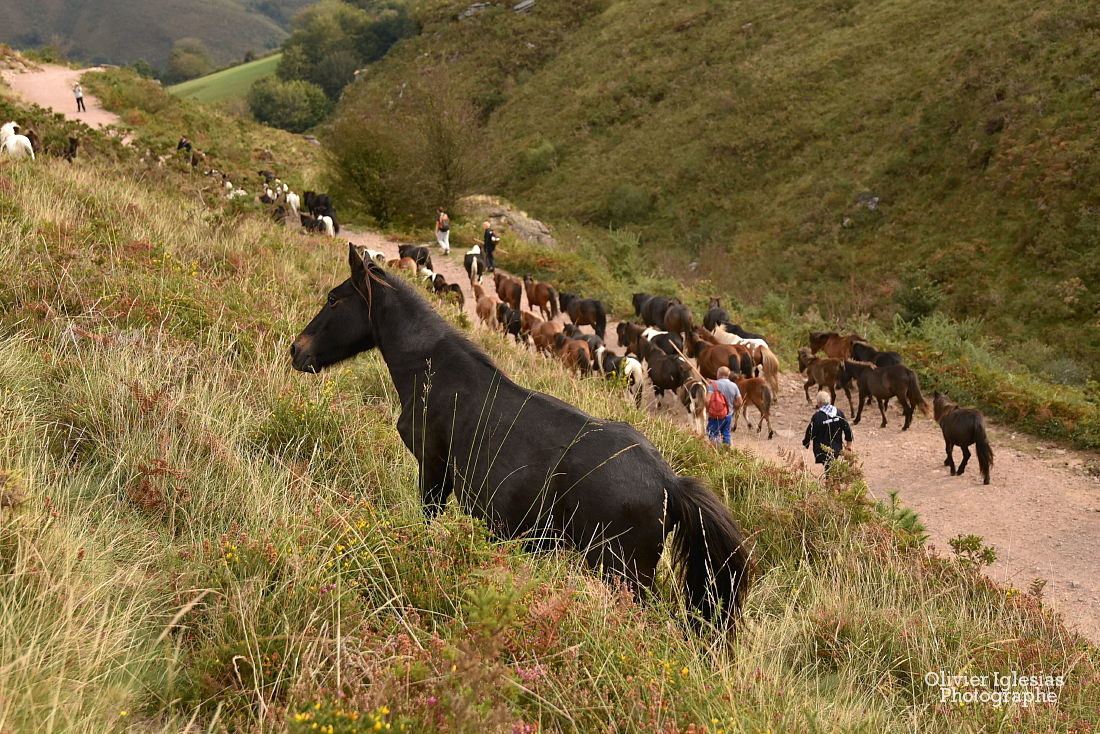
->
<box><xmin>326</xmin><ymin>295</ymin><xmax>337</xmax><ymax>306</ymax></box>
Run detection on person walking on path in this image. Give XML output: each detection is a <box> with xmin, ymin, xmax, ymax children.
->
<box><xmin>482</xmin><ymin>220</ymin><xmax>500</xmax><ymax>272</ymax></box>
<box><xmin>73</xmin><ymin>83</ymin><xmax>86</xmax><ymax>112</ymax></box>
<box><xmin>706</xmin><ymin>366</ymin><xmax>743</xmax><ymax>446</ymax></box>
<box><xmin>802</xmin><ymin>391</ymin><xmax>854</xmax><ymax>471</ymax></box>
<box><xmin>435</xmin><ymin>208</ymin><xmax>450</xmax><ymax>255</ymax></box>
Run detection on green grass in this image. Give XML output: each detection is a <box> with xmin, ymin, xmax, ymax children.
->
<box><xmin>0</xmin><ymin>68</ymin><xmax>1097</xmax><ymax>730</ymax></box>
<box><xmin>169</xmin><ymin>53</ymin><xmax>283</xmax><ymax>104</ymax></box>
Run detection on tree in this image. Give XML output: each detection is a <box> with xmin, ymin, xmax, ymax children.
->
<box><xmin>248</xmin><ymin>77</ymin><xmax>332</xmax><ymax>133</ymax></box>
<box><xmin>164</xmin><ymin>38</ymin><xmax>213</xmax><ymax>84</ymax></box>
<box><xmin>326</xmin><ymin>71</ymin><xmax>482</xmax><ymax>225</ymax></box>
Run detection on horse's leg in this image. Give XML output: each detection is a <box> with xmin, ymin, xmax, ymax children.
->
<box><xmin>420</xmin><ymin>457</ymin><xmax>454</xmax><ymax>520</ymax></box>
<box><xmin>844</xmin><ymin>384</ymin><xmax>855</xmax><ymax>415</ymax></box>
<box><xmin>853</xmin><ymin>390</ymin><xmax>864</xmax><ymax>424</ymax></box>
<box><xmin>804</xmin><ymin>379</ymin><xmax>813</xmax><ymax>404</ymax></box>
<box><xmin>900</xmin><ymin>397</ymin><xmax>913</xmax><ymax>431</ymax></box>
<box><xmin>878</xmin><ymin>397</ymin><xmax>888</xmax><ymax>428</ymax></box>
<box><xmin>944</xmin><ymin>439</ymin><xmax>954</xmax><ymax>470</ymax></box>
<box><xmin>957</xmin><ymin>444</ymin><xmax>971</xmax><ymax>476</ymax></box>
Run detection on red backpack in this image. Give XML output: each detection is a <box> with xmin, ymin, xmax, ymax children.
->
<box><xmin>706</xmin><ymin>382</ymin><xmax>729</xmax><ymax>419</ymax></box>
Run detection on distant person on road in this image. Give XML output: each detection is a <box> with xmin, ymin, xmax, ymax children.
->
<box><xmin>706</xmin><ymin>366</ymin><xmax>743</xmax><ymax>446</ymax></box>
<box><xmin>482</xmin><ymin>220</ymin><xmax>499</xmax><ymax>272</ymax></box>
<box><xmin>803</xmin><ymin>391</ymin><xmax>853</xmax><ymax>472</ymax></box>
<box><xmin>73</xmin><ymin>83</ymin><xmax>86</xmax><ymax>112</ymax></box>
<box><xmin>435</xmin><ymin>208</ymin><xmax>450</xmax><ymax>255</ymax></box>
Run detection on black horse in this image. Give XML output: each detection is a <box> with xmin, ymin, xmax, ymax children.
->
<box><xmin>496</xmin><ymin>302</ymin><xmax>523</xmax><ymax>343</ymax></box>
<box><xmin>559</xmin><ymin>293</ymin><xmax>607</xmax><ymax>340</ymax></box>
<box><xmin>933</xmin><ymin>392</ymin><xmax>993</xmax><ymax>484</ymax></box>
<box><xmin>303</xmin><ymin>191</ymin><xmax>334</xmax><ymax>219</ymax></box>
<box><xmin>632</xmin><ymin>293</ymin><xmax>679</xmax><ymax>328</ymax></box>
<box><xmin>645</xmin><ymin>348</ymin><xmax>692</xmax><ymax>403</ymax></box>
<box><xmin>398</xmin><ymin>244</ymin><xmax>434</xmax><ymax>272</ymax></box>
<box><xmin>851</xmin><ymin>341</ymin><xmax>904</xmax><ymax>368</ymax></box>
<box><xmin>291</xmin><ymin>246</ymin><xmax>750</xmax><ymax>626</ymax></box>
<box><xmin>564</xmin><ymin>323</ymin><xmax>603</xmax><ymax>352</ymax></box>
<box><xmin>719</xmin><ymin>322</ymin><xmax>766</xmax><ymax>341</ymax></box>
<box><xmin>703</xmin><ymin>298</ymin><xmax>730</xmax><ymax>332</ymax></box>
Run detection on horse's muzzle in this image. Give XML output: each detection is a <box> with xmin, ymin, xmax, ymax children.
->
<box><xmin>289</xmin><ymin>336</ymin><xmax>318</xmax><ymax>372</ymax></box>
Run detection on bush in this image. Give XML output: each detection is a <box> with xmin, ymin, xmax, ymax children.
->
<box><xmin>598</xmin><ymin>184</ymin><xmax>654</xmax><ymax>227</ymax></box>
<box><xmin>247</xmin><ymin>77</ymin><xmax>331</xmax><ymax>134</ymax></box>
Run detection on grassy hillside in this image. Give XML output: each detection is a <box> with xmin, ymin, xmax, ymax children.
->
<box><xmin>0</xmin><ymin>0</ymin><xmax>312</xmax><ymax>67</ymax></box>
<box><xmin>338</xmin><ymin>0</ymin><xmax>1100</xmax><ymax>382</ymax></box>
<box><xmin>0</xmin><ymin>67</ymin><xmax>1098</xmax><ymax>731</ymax></box>
<box><xmin>169</xmin><ymin>53</ymin><xmax>282</xmax><ymax>104</ymax></box>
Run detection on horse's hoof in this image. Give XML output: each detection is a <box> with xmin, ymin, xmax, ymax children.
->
<box><xmin>767</xmin><ymin>431</ymin><xmax>774</xmax><ymax>439</ymax></box>
<box><xmin>950</xmin><ymin>469</ymin><xmax>956</xmax><ymax>475</ymax></box>
<box><xmin>983</xmin><ymin>478</ymin><xmax>990</xmax><ymax>485</ymax></box>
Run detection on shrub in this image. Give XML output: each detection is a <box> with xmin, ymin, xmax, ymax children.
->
<box><xmin>247</xmin><ymin>77</ymin><xmax>331</xmax><ymax>133</ymax></box>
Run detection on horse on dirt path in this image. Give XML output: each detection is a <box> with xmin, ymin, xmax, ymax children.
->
<box><xmin>633</xmin><ymin>293</ymin><xmax>679</xmax><ymax>328</ymax></box>
<box><xmin>494</xmin><ymin>272</ymin><xmax>523</xmax><ymax>311</ymax></box>
<box><xmin>523</xmin><ymin>275</ymin><xmax>559</xmax><ymax>320</ymax></box>
<box><xmin>797</xmin><ymin>348</ymin><xmax>853</xmax><ymax>414</ymax></box>
<box><xmin>843</xmin><ymin>360</ymin><xmax>930</xmax><ymax>431</ymax></box>
<box><xmin>703</xmin><ymin>298</ymin><xmax>729</xmax><ymax>332</ymax></box>
<box><xmin>687</xmin><ymin>328</ymin><xmax>753</xmax><ymax>379</ymax></box>
<box><xmin>559</xmin><ymin>293</ymin><xmax>607</xmax><ymax>340</ymax></box>
<box><xmin>290</xmin><ymin>244</ymin><xmax>752</xmax><ymax>629</ymax></box>
<box><xmin>809</xmin><ymin>331</ymin><xmax>864</xmax><ymax>360</ymax></box>
<box><xmin>933</xmin><ymin>392</ymin><xmax>993</xmax><ymax>484</ymax></box>
<box><xmin>731</xmin><ymin>377</ymin><xmax>774</xmax><ymax>439</ymax></box>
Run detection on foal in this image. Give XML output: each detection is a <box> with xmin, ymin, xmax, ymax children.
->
<box><xmin>933</xmin><ymin>392</ymin><xmax>993</xmax><ymax>484</ymax></box>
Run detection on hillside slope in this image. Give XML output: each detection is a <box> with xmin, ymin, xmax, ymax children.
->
<box><xmin>339</xmin><ymin>0</ymin><xmax>1100</xmax><ymax>378</ymax></box>
<box><xmin>0</xmin><ymin>0</ymin><xmax>313</xmax><ymax>67</ymax></box>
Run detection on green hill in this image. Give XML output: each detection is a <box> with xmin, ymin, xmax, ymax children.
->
<box><xmin>169</xmin><ymin>53</ymin><xmax>282</xmax><ymax>103</ymax></box>
<box><xmin>0</xmin><ymin>0</ymin><xmax>313</xmax><ymax>67</ymax></box>
<box><xmin>336</xmin><ymin>0</ymin><xmax>1100</xmax><ymax>381</ymax></box>
<box><xmin>1</xmin><ymin>66</ymin><xmax>1098</xmax><ymax>731</ymax></box>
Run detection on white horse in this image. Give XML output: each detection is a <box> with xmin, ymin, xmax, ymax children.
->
<box><xmin>285</xmin><ymin>191</ymin><xmax>300</xmax><ymax>219</ymax></box>
<box><xmin>0</xmin><ymin>122</ymin><xmax>35</xmax><ymax>160</ymax></box>
<box><xmin>319</xmin><ymin>215</ymin><xmax>336</xmax><ymax>237</ymax></box>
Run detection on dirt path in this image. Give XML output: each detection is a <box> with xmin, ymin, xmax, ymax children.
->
<box><xmin>1</xmin><ymin>63</ymin><xmax>122</xmax><ymax>129</ymax></box>
<box><xmin>341</xmin><ymin>233</ymin><xmax>1100</xmax><ymax>641</ymax></box>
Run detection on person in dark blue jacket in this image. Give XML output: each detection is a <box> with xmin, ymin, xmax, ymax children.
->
<box><xmin>803</xmin><ymin>391</ymin><xmax>853</xmax><ymax>470</ymax></box>
<box><xmin>482</xmin><ymin>221</ymin><xmax>500</xmax><ymax>272</ymax></box>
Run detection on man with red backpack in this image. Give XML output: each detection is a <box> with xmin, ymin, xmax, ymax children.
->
<box><xmin>706</xmin><ymin>366</ymin><xmax>743</xmax><ymax>446</ymax></box>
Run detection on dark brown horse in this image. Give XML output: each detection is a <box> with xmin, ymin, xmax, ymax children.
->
<box><xmin>663</xmin><ymin>303</ymin><xmax>695</xmax><ymax>349</ymax></box>
<box><xmin>646</xmin><ymin>348</ymin><xmax>693</xmax><ymax>405</ymax></box>
<box><xmin>687</xmin><ymin>328</ymin><xmax>753</xmax><ymax>379</ymax></box>
<box><xmin>797</xmin><ymin>348</ymin><xmax>853</xmax><ymax>413</ymax></box>
<box><xmin>494</xmin><ymin>272</ymin><xmax>523</xmax><ymax>311</ymax></box>
<box><xmin>523</xmin><ymin>275</ymin><xmax>559</xmax><ymax>320</ymax></box>
<box><xmin>843</xmin><ymin>361</ymin><xmax>930</xmax><ymax>431</ymax></box>
<box><xmin>933</xmin><ymin>392</ymin><xmax>993</xmax><ymax>484</ymax></box>
<box><xmin>703</xmin><ymin>297</ymin><xmax>729</xmax><ymax>331</ymax></box>
<box><xmin>291</xmin><ymin>245</ymin><xmax>750</xmax><ymax>627</ymax></box>
<box><xmin>809</xmin><ymin>331</ymin><xmax>865</xmax><ymax>360</ymax></box>
<box><xmin>559</xmin><ymin>293</ymin><xmax>607</xmax><ymax>339</ymax></box>
<box><xmin>632</xmin><ymin>293</ymin><xmax>679</xmax><ymax>328</ymax></box>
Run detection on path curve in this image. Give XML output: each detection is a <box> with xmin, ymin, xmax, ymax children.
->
<box><xmin>2</xmin><ymin>63</ymin><xmax>121</xmax><ymax>129</ymax></box>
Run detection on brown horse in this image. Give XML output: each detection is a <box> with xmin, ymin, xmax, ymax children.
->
<box><xmin>532</xmin><ymin>319</ymin><xmax>565</xmax><ymax>356</ymax></box>
<box><xmin>494</xmin><ymin>272</ymin><xmax>523</xmax><ymax>311</ymax></box>
<box><xmin>553</xmin><ymin>333</ymin><xmax>592</xmax><ymax>377</ymax></box>
<box><xmin>809</xmin><ymin>331</ymin><xmax>864</xmax><ymax>360</ymax></box>
<box><xmin>732</xmin><ymin>377</ymin><xmax>774</xmax><ymax>439</ymax></box>
<box><xmin>559</xmin><ymin>293</ymin><xmax>607</xmax><ymax>339</ymax></box>
<box><xmin>844</xmin><ymin>361</ymin><xmax>930</xmax><ymax>431</ymax></box>
<box><xmin>933</xmin><ymin>392</ymin><xmax>994</xmax><ymax>484</ymax></box>
<box><xmin>663</xmin><ymin>303</ymin><xmax>695</xmax><ymax>349</ymax></box>
<box><xmin>523</xmin><ymin>275</ymin><xmax>559</xmax><ymax>320</ymax></box>
<box><xmin>796</xmin><ymin>348</ymin><xmax>853</xmax><ymax>413</ymax></box>
<box><xmin>687</xmin><ymin>328</ymin><xmax>753</xmax><ymax>379</ymax></box>
<box><xmin>474</xmin><ymin>283</ymin><xmax>500</xmax><ymax>329</ymax></box>
<box><xmin>519</xmin><ymin>310</ymin><xmax>543</xmax><ymax>341</ymax></box>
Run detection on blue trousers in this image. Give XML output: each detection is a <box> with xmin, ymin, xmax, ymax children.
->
<box><xmin>707</xmin><ymin>415</ymin><xmax>732</xmax><ymax>445</ymax></box>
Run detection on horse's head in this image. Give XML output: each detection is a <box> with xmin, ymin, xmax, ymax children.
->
<box><xmin>796</xmin><ymin>347</ymin><xmax>815</xmax><ymax>372</ymax></box>
<box><xmin>291</xmin><ymin>244</ymin><xmax>382</xmax><ymax>372</ymax></box>
<box><xmin>709</xmin><ymin>297</ymin><xmax>721</xmax><ymax>309</ymax></box>
<box><xmin>931</xmin><ymin>391</ymin><xmax>952</xmax><ymax>421</ymax></box>
<box><xmin>0</xmin><ymin>122</ymin><xmax>17</xmax><ymax>140</ymax></box>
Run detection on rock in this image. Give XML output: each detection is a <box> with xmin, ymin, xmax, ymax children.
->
<box><xmin>301</xmin><ymin>135</ymin><xmax>321</xmax><ymax>146</ymax></box>
<box><xmin>854</xmin><ymin>192</ymin><xmax>879</xmax><ymax>210</ymax></box>
<box><xmin>460</xmin><ymin>195</ymin><xmax>556</xmax><ymax>248</ymax></box>
<box><xmin>513</xmin><ymin>0</ymin><xmax>536</xmax><ymax>12</ymax></box>
<box><xmin>458</xmin><ymin>2</ymin><xmax>492</xmax><ymax>20</ymax></box>
<box><xmin>1070</xmin><ymin>581</ymin><xmax>1080</xmax><ymax>589</ymax></box>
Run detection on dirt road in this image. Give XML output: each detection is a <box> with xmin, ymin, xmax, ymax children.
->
<box><xmin>2</xmin><ymin>63</ymin><xmax>120</xmax><ymax>129</ymax></box>
<box><xmin>12</xmin><ymin>61</ymin><xmax>1099</xmax><ymax>642</ymax></box>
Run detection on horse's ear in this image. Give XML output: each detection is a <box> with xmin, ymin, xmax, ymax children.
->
<box><xmin>349</xmin><ymin>242</ymin><xmax>367</xmax><ymax>284</ymax></box>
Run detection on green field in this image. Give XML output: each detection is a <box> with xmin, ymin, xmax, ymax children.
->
<box><xmin>168</xmin><ymin>53</ymin><xmax>282</xmax><ymax>103</ymax></box>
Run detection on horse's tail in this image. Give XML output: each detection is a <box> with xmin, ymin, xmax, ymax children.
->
<box><xmin>762</xmin><ymin>384</ymin><xmax>773</xmax><ymax>418</ymax></box>
<box><xmin>908</xmin><ymin>371</ymin><xmax>931</xmax><ymax>416</ymax></box>
<box><xmin>595</xmin><ymin>304</ymin><xmax>607</xmax><ymax>339</ymax></box>
<box><xmin>667</xmin><ymin>477</ymin><xmax>751</xmax><ymax>628</ymax></box>
<box><xmin>548</xmin><ymin>286</ymin><xmax>559</xmax><ymax>318</ymax></box>
<box><xmin>739</xmin><ymin>351</ymin><xmax>753</xmax><ymax>378</ymax></box>
<box><xmin>759</xmin><ymin>346</ymin><xmax>780</xmax><ymax>393</ymax></box>
<box><xmin>577</xmin><ymin>348</ymin><xmax>591</xmax><ymax>376</ymax></box>
<box><xmin>975</xmin><ymin>419</ymin><xmax>994</xmax><ymax>484</ymax></box>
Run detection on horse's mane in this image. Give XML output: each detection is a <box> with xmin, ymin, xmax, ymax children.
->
<box><xmin>375</xmin><ymin>267</ymin><xmax>499</xmax><ymax>373</ymax></box>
